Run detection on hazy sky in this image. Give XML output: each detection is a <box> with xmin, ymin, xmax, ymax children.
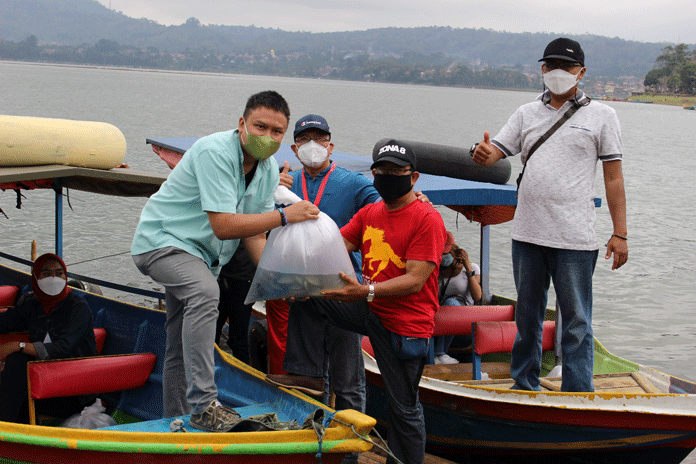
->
<box><xmin>99</xmin><ymin>0</ymin><xmax>696</xmax><ymax>44</ymax></box>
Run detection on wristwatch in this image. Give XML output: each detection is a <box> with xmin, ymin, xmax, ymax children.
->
<box><xmin>469</xmin><ymin>143</ymin><xmax>479</xmax><ymax>157</ymax></box>
<box><xmin>367</xmin><ymin>284</ymin><xmax>375</xmax><ymax>302</ymax></box>
<box><xmin>467</xmin><ymin>270</ymin><xmax>476</xmax><ymax>278</ymax></box>
<box><xmin>18</xmin><ymin>342</ymin><xmax>26</xmax><ymax>353</ymax></box>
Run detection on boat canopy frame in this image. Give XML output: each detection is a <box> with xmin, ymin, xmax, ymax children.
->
<box><xmin>2</xmin><ymin>138</ymin><xmax>525</xmax><ymax>301</ymax></box>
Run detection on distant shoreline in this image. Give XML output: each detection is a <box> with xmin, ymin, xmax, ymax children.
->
<box><xmin>0</xmin><ymin>59</ymin><xmax>538</xmax><ymax>94</ymax></box>
<box><xmin>625</xmin><ymin>94</ymin><xmax>696</xmax><ymax>106</ymax></box>
<box><xmin>6</xmin><ymin>60</ymin><xmax>689</xmax><ymax>105</ymax></box>
<box><xmin>0</xmin><ymin>59</ymin><xmax>244</xmax><ymax>78</ymax></box>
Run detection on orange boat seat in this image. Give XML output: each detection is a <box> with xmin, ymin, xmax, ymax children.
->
<box><xmin>427</xmin><ymin>305</ymin><xmax>515</xmax><ymax>364</ymax></box>
<box><xmin>27</xmin><ymin>352</ymin><xmax>156</xmax><ymax>425</ymax></box>
<box><xmin>471</xmin><ymin>320</ymin><xmax>555</xmax><ymax>380</ymax></box>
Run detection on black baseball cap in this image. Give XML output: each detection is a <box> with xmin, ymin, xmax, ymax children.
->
<box><xmin>539</xmin><ymin>37</ymin><xmax>585</xmax><ymax>67</ymax></box>
<box><xmin>371</xmin><ymin>139</ymin><xmax>416</xmax><ymax>170</ymax></box>
<box><xmin>293</xmin><ymin>114</ymin><xmax>331</xmax><ymax>139</ymax></box>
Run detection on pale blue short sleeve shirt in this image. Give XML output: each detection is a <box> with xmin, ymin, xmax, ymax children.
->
<box><xmin>131</xmin><ymin>129</ymin><xmax>279</xmax><ymax>272</ymax></box>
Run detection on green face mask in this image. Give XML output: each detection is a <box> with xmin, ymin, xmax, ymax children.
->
<box><xmin>243</xmin><ymin>121</ymin><xmax>281</xmax><ymax>161</ymax></box>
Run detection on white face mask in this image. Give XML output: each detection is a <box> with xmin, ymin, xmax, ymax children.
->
<box><xmin>37</xmin><ymin>276</ymin><xmax>66</xmax><ymax>296</ymax></box>
<box><xmin>297</xmin><ymin>140</ymin><xmax>329</xmax><ymax>168</ymax></box>
<box><xmin>543</xmin><ymin>68</ymin><xmax>582</xmax><ymax>96</ymax></box>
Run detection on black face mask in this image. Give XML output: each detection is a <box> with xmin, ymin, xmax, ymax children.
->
<box><xmin>373</xmin><ymin>173</ymin><xmax>412</xmax><ymax>202</ymax></box>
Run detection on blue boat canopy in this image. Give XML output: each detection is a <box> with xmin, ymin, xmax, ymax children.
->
<box><xmin>146</xmin><ymin>137</ymin><xmax>519</xmax><ymax>226</ymax></box>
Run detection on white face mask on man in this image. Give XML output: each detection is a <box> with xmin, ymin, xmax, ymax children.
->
<box><xmin>297</xmin><ymin>140</ymin><xmax>329</xmax><ymax>167</ymax></box>
<box><xmin>37</xmin><ymin>276</ymin><xmax>66</xmax><ymax>296</ymax></box>
<box><xmin>543</xmin><ymin>68</ymin><xmax>583</xmax><ymax>96</ymax></box>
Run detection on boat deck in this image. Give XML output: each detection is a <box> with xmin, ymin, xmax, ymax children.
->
<box><xmin>425</xmin><ymin>366</ymin><xmax>663</xmax><ymax>394</ymax></box>
<box><xmin>103</xmin><ymin>402</ymin><xmax>280</xmax><ymax>433</ymax></box>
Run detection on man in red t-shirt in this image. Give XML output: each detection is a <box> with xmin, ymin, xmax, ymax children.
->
<box><xmin>267</xmin><ymin>140</ymin><xmax>446</xmax><ymax>464</ymax></box>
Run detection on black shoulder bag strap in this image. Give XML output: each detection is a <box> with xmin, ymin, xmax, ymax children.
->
<box><xmin>515</xmin><ymin>96</ymin><xmax>588</xmax><ymax>196</ymax></box>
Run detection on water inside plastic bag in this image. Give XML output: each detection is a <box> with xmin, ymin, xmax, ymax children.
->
<box><xmin>245</xmin><ymin>268</ymin><xmax>350</xmax><ymax>303</ymax></box>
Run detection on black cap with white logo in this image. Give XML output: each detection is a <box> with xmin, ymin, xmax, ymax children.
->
<box><xmin>539</xmin><ymin>37</ymin><xmax>585</xmax><ymax>67</ymax></box>
<box><xmin>371</xmin><ymin>139</ymin><xmax>416</xmax><ymax>170</ymax></box>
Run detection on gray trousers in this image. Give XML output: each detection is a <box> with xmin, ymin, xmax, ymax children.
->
<box><xmin>133</xmin><ymin>247</ymin><xmax>219</xmax><ymax>417</ymax></box>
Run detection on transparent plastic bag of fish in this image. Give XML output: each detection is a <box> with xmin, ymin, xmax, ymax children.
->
<box><xmin>244</xmin><ymin>186</ymin><xmax>356</xmax><ymax>304</ymax></box>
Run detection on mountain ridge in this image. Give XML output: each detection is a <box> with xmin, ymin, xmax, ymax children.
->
<box><xmin>1</xmin><ymin>0</ymin><xmax>676</xmax><ymax>79</ymax></box>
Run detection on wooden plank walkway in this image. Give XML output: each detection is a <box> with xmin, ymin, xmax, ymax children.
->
<box><xmin>358</xmin><ymin>450</ymin><xmax>459</xmax><ymax>464</ymax></box>
<box><xmin>450</xmin><ymin>371</ymin><xmax>662</xmax><ymax>394</ymax></box>
<box><xmin>357</xmin><ymin>437</ymin><xmax>459</xmax><ymax>464</ymax></box>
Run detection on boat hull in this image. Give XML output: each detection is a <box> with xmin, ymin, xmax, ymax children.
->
<box><xmin>0</xmin><ymin>262</ymin><xmax>374</xmax><ymax>463</ymax></box>
<box><xmin>364</xmin><ymin>353</ymin><xmax>696</xmax><ymax>463</ymax></box>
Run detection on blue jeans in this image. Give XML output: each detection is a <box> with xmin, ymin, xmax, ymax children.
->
<box><xmin>285</xmin><ymin>298</ymin><xmax>425</xmax><ymax>464</ymax></box>
<box><xmin>284</xmin><ymin>298</ymin><xmax>366</xmax><ymax>414</ymax></box>
<box><xmin>510</xmin><ymin>240</ymin><xmax>598</xmax><ymax>392</ymax></box>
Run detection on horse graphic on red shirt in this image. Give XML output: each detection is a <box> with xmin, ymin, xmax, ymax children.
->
<box><xmin>363</xmin><ymin>226</ymin><xmax>405</xmax><ymax>280</ymax></box>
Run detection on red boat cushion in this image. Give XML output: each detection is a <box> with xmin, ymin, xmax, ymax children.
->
<box><xmin>361</xmin><ymin>336</ymin><xmax>374</xmax><ymax>357</ymax></box>
<box><xmin>28</xmin><ymin>353</ymin><xmax>156</xmax><ymax>400</ymax></box>
<box><xmin>0</xmin><ymin>286</ymin><xmax>20</xmax><ymax>307</ymax></box>
<box><xmin>93</xmin><ymin>327</ymin><xmax>106</xmax><ymax>354</ymax></box>
<box><xmin>0</xmin><ymin>329</ymin><xmax>105</xmax><ymax>355</ymax></box>
<box><xmin>0</xmin><ymin>333</ymin><xmax>30</xmax><ymax>345</ymax></box>
<box><xmin>433</xmin><ymin>305</ymin><xmax>515</xmax><ymax>336</ymax></box>
<box><xmin>473</xmin><ymin>321</ymin><xmax>555</xmax><ymax>355</ymax></box>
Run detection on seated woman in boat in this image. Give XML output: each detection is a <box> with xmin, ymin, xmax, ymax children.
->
<box><xmin>0</xmin><ymin>253</ymin><xmax>98</xmax><ymax>424</ymax></box>
<box><xmin>434</xmin><ymin>233</ymin><xmax>483</xmax><ymax>364</ymax></box>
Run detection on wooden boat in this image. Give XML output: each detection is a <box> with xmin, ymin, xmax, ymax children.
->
<box><xmin>300</xmin><ymin>143</ymin><xmax>696</xmax><ymax>464</ymax></box>
<box><xmin>33</xmin><ymin>134</ymin><xmax>696</xmax><ymax>464</ymax></box>
<box><xmin>155</xmin><ymin>137</ymin><xmax>696</xmax><ymax>463</ymax></box>
<box><xmin>0</xmin><ymin>162</ymin><xmax>376</xmax><ymax>463</ymax></box>
<box><xmin>362</xmin><ymin>304</ymin><xmax>696</xmax><ymax>464</ymax></box>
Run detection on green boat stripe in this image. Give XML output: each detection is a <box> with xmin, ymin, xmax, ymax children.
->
<box><xmin>0</xmin><ymin>431</ymin><xmax>350</xmax><ymax>455</ymax></box>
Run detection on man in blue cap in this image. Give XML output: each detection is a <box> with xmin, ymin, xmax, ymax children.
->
<box><xmin>266</xmin><ymin>115</ymin><xmax>380</xmax><ymax>435</ymax></box>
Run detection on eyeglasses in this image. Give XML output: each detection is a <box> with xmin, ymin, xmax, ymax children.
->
<box><xmin>543</xmin><ymin>61</ymin><xmax>582</xmax><ymax>71</ymax></box>
<box><xmin>295</xmin><ymin>135</ymin><xmax>331</xmax><ymax>145</ymax></box>
<box><xmin>373</xmin><ymin>167</ymin><xmax>413</xmax><ymax>176</ymax></box>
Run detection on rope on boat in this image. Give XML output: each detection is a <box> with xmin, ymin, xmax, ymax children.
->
<box><xmin>0</xmin><ymin>250</ymin><xmax>165</xmax><ymax>300</ymax></box>
<box><xmin>67</xmin><ymin>251</ymin><xmax>131</xmax><ymax>267</ymax></box>
<box><xmin>311</xmin><ymin>410</ymin><xmax>328</xmax><ymax>464</ymax></box>
<box><xmin>329</xmin><ymin>415</ymin><xmax>403</xmax><ymax>464</ymax></box>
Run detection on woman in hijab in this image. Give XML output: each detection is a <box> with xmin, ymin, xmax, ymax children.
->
<box><xmin>434</xmin><ymin>233</ymin><xmax>483</xmax><ymax>365</ymax></box>
<box><xmin>0</xmin><ymin>253</ymin><xmax>98</xmax><ymax>424</ymax></box>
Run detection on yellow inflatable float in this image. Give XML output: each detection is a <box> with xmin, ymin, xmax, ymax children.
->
<box><xmin>0</xmin><ymin>115</ymin><xmax>126</xmax><ymax>169</ymax></box>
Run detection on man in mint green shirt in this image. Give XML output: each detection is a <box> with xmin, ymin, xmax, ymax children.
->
<box><xmin>132</xmin><ymin>90</ymin><xmax>319</xmax><ymax>432</ymax></box>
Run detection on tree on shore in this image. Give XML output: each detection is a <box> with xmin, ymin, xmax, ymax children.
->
<box><xmin>644</xmin><ymin>44</ymin><xmax>695</xmax><ymax>94</ymax></box>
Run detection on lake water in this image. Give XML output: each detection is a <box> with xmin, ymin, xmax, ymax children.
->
<box><xmin>1</xmin><ymin>61</ymin><xmax>695</xmax><ymax>413</ymax></box>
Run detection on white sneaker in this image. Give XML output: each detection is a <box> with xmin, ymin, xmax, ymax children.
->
<box><xmin>436</xmin><ymin>354</ymin><xmax>458</xmax><ymax>364</ymax></box>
